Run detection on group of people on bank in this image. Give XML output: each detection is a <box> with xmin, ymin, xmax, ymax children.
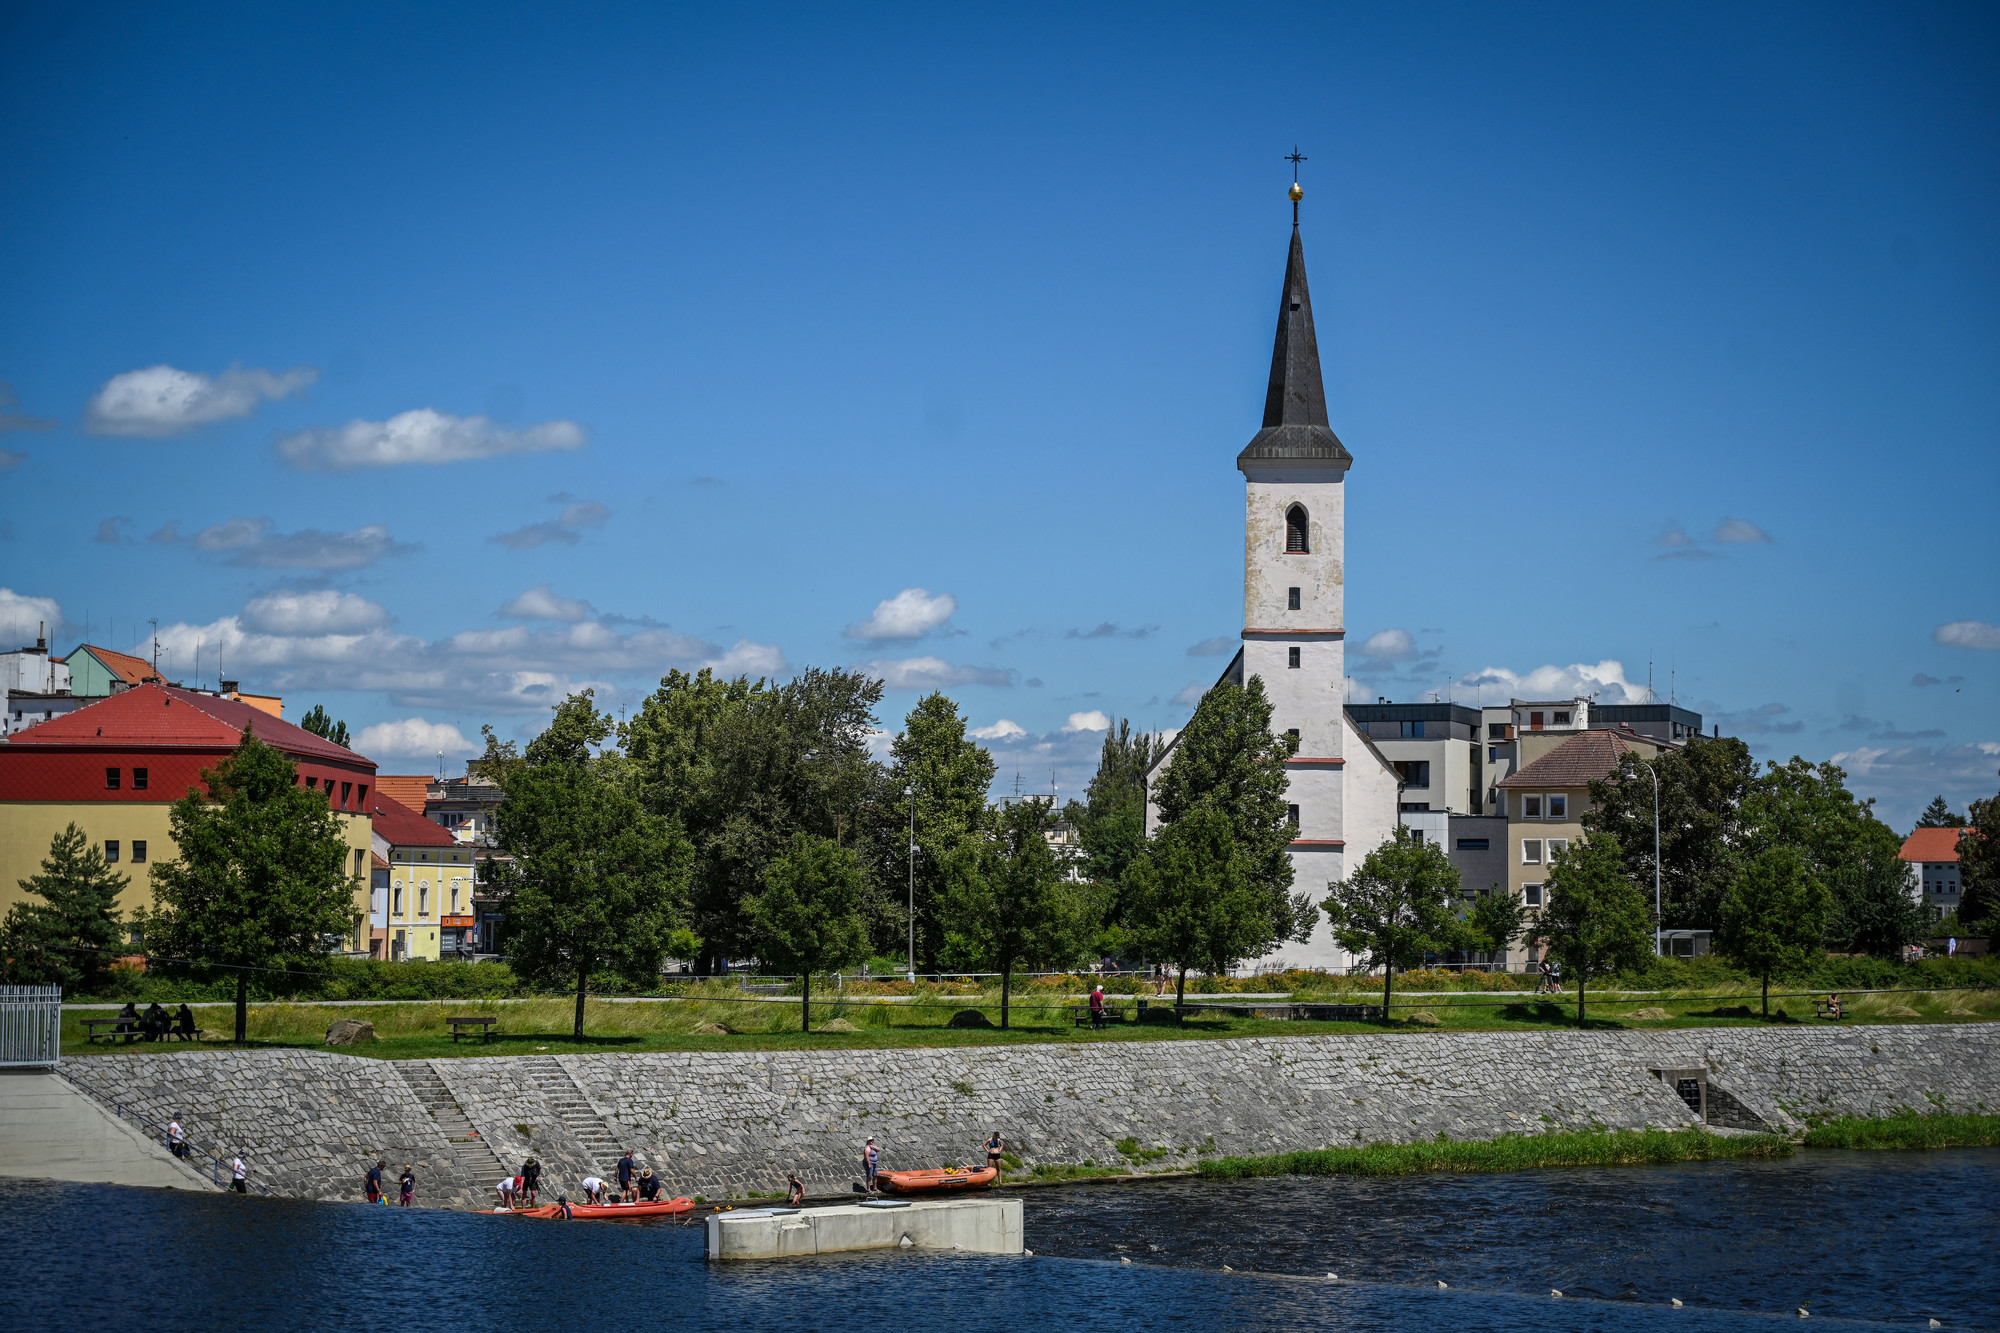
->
<box><xmin>113</xmin><ymin>1001</ymin><xmax>197</xmax><ymax>1041</ymax></box>
<box><xmin>488</xmin><ymin>1151</ymin><xmax>666</xmax><ymax>1209</ymax></box>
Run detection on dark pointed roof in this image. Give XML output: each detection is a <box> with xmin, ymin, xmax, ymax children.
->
<box><xmin>1237</xmin><ymin>226</ymin><xmax>1353</xmax><ymax>470</ymax></box>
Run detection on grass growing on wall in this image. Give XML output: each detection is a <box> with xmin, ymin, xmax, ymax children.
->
<box><xmin>1801</xmin><ymin>1111</ymin><xmax>2000</xmax><ymax>1150</ymax></box>
<box><xmin>1197</xmin><ymin>1128</ymin><xmax>1795</xmax><ymax>1181</ymax></box>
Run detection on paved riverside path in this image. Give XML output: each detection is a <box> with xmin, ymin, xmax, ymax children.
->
<box><xmin>46</xmin><ymin>1024</ymin><xmax>2000</xmax><ymax>1207</ymax></box>
<box><xmin>0</xmin><ymin>1070</ymin><xmax>220</xmax><ymax>1190</ymax></box>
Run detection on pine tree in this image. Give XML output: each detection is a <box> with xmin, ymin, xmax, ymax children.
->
<box><xmin>1916</xmin><ymin>795</ymin><xmax>1967</xmax><ymax>829</ymax></box>
<box><xmin>885</xmin><ymin>693</ymin><xmax>996</xmax><ymax>974</ymax></box>
<box><xmin>1</xmin><ymin>823</ymin><xmax>128</xmax><ymax>992</ymax></box>
<box><xmin>1075</xmin><ymin>720</ymin><xmax>1165</xmax><ymax>909</ymax></box>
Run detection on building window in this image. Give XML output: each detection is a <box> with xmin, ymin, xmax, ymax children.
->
<box><xmin>1284</xmin><ymin>728</ymin><xmax>1300</xmax><ymax>754</ymax></box>
<box><xmin>393</xmin><ymin>884</ymin><xmax>403</xmax><ymax>916</ymax></box>
<box><xmin>1456</xmin><ymin>838</ymin><xmax>1489</xmax><ymax>851</ymax></box>
<box><xmin>451</xmin><ymin>883</ymin><xmax>460</xmax><ymax>913</ymax></box>
<box><xmin>1523</xmin><ymin>795</ymin><xmax>1543</xmax><ymax>818</ymax></box>
<box><xmin>1395</xmin><ymin>760</ymin><xmax>1431</xmax><ymax>788</ymax></box>
<box><xmin>1288</xmin><ymin>646</ymin><xmax>1301</xmax><ymax>669</ymax></box>
<box><xmin>1522</xmin><ymin>839</ymin><xmax>1543</xmax><ymax>865</ymax></box>
<box><xmin>1547</xmin><ymin>794</ymin><xmax>1568</xmax><ymax>819</ymax></box>
<box><xmin>105</xmin><ymin>767</ymin><xmax>121</xmax><ymax>790</ymax></box>
<box><xmin>1410</xmin><ymin>828</ymin><xmax>1425</xmax><ymax>845</ymax></box>
<box><xmin>1285</xmin><ymin>504</ymin><xmax>1309</xmax><ymax>553</ymax></box>
<box><xmin>357</xmin><ymin>784</ymin><xmax>368</xmax><ymax>808</ymax></box>
<box><xmin>133</xmin><ymin>768</ymin><xmax>148</xmax><ymax>791</ymax></box>
<box><xmin>1523</xmin><ymin>883</ymin><xmax>1544</xmax><ymax>907</ymax></box>
<box><xmin>419</xmin><ymin>884</ymin><xmax>429</xmax><ymax>918</ymax></box>
<box><xmin>1553</xmin><ymin>711</ymin><xmax>1571</xmax><ymax>725</ymax></box>
<box><xmin>1398</xmin><ymin>720</ymin><xmax>1426</xmax><ymax>738</ymax></box>
<box><xmin>104</xmin><ymin>839</ymin><xmax>120</xmax><ymax>863</ymax></box>
<box><xmin>341</xmin><ymin>782</ymin><xmax>353</xmax><ymax>809</ymax></box>
<box><xmin>131</xmin><ymin>840</ymin><xmax>147</xmax><ymax>864</ymax></box>
<box><xmin>1287</xmin><ymin>804</ymin><xmax>1300</xmax><ymax>827</ymax></box>
<box><xmin>1547</xmin><ymin>838</ymin><xmax>1569</xmax><ymax>861</ymax></box>
<box><xmin>1287</xmin><ymin>586</ymin><xmax>1300</xmax><ymax>610</ymax></box>
<box><xmin>1488</xmin><ymin>723</ymin><xmax>1508</xmax><ymax>739</ymax></box>
<box><xmin>1489</xmin><ymin>746</ymin><xmax>1501</xmax><ymax>763</ymax></box>
<box><xmin>304</xmin><ymin>776</ymin><xmax>316</xmax><ymax>789</ymax></box>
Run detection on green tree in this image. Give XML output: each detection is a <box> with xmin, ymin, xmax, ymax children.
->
<box><xmin>144</xmin><ymin>728</ymin><xmax>360</xmax><ymax>1042</ymax></box>
<box><xmin>1151</xmin><ymin>676</ymin><xmax>1315</xmax><ymax>948</ymax></box>
<box><xmin>1536</xmin><ymin>835</ymin><xmax>1652</xmax><ymax>1028</ymax></box>
<box><xmin>748</xmin><ymin>834</ymin><xmax>871</xmax><ymax>1033</ymax></box>
<box><xmin>1716</xmin><ymin>845</ymin><xmax>1832</xmax><ymax>1016</ymax></box>
<box><xmin>1585</xmin><ymin>735</ymin><xmax>1758</xmax><ymax>931</ymax></box>
<box><xmin>486</xmin><ymin>692</ymin><xmax>692</xmax><ymax>1038</ymax></box>
<box><xmin>624</xmin><ymin>667</ymin><xmax>885</xmax><ymax>972</ymax></box>
<box><xmin>1074</xmin><ymin>720</ymin><xmax>1166</xmax><ymax>922</ymax></box>
<box><xmin>1465</xmin><ymin>886</ymin><xmax>1527</xmax><ymax>962</ymax></box>
<box><xmin>1</xmin><ymin>823</ymin><xmax>128</xmax><ymax>991</ymax></box>
<box><xmin>297</xmin><ymin>704</ymin><xmax>351</xmax><ymax>749</ymax></box>
<box><xmin>1125</xmin><ymin>805</ymin><xmax>1286</xmax><ymax>1004</ymax></box>
<box><xmin>1957</xmin><ymin>781</ymin><xmax>2000</xmax><ymax>934</ymax></box>
<box><xmin>1322</xmin><ymin>827</ymin><xmax>1464</xmax><ymax>1017</ymax></box>
<box><xmin>883</xmin><ymin>692</ymin><xmax>996</xmax><ymax>974</ymax></box>
<box><xmin>1916</xmin><ymin>795</ymin><xmax>1968</xmax><ymax>829</ymax></box>
<box><xmin>945</xmin><ymin>797</ymin><xmax>1099</xmax><ymax>1027</ymax></box>
<box><xmin>1742</xmin><ymin>757</ymin><xmax>1925</xmax><ymax>956</ymax></box>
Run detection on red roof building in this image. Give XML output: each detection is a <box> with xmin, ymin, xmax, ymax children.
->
<box><xmin>1901</xmin><ymin>826</ymin><xmax>1971</xmax><ymax>922</ymax></box>
<box><xmin>0</xmin><ymin>683</ymin><xmax>378</xmax><ymax>947</ymax></box>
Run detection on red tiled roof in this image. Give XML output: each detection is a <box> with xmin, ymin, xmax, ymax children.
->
<box><xmin>75</xmin><ymin>643</ymin><xmax>158</xmax><ymax>685</ymax></box>
<box><xmin>7</xmin><ymin>683</ymin><xmax>374</xmax><ymax>769</ymax></box>
<box><xmin>375</xmin><ymin>774</ymin><xmax>434</xmax><ymax>812</ymax></box>
<box><xmin>371</xmin><ymin>852</ymin><xmax>391</xmax><ymax>870</ymax></box>
<box><xmin>370</xmin><ymin>790</ymin><xmax>456</xmax><ymax>848</ymax></box>
<box><xmin>1900</xmin><ymin>827</ymin><xmax>1971</xmax><ymax>863</ymax></box>
<box><xmin>1499</xmin><ymin>729</ymin><xmax>1647</xmax><ymax>789</ymax></box>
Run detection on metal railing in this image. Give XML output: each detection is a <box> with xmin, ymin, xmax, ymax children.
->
<box><xmin>52</xmin><ymin>1066</ymin><xmax>268</xmax><ymax>1194</ymax></box>
<box><xmin>0</xmin><ymin>985</ymin><xmax>61</xmax><ymax>1068</ymax></box>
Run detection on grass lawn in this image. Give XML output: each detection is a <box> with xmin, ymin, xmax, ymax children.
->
<box><xmin>62</xmin><ymin>982</ymin><xmax>2000</xmax><ymax>1060</ymax></box>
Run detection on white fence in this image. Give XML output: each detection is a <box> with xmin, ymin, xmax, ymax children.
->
<box><xmin>0</xmin><ymin>985</ymin><xmax>61</xmax><ymax>1067</ymax></box>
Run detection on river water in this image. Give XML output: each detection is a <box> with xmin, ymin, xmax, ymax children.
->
<box><xmin>5</xmin><ymin>1150</ymin><xmax>1992</xmax><ymax>1330</ymax></box>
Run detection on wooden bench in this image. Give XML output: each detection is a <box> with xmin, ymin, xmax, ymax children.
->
<box><xmin>1813</xmin><ymin>999</ymin><xmax>1845</xmax><ymax>1020</ymax></box>
<box><xmin>447</xmin><ymin>1015</ymin><xmax>500</xmax><ymax>1042</ymax></box>
<box><xmin>168</xmin><ymin>1027</ymin><xmax>207</xmax><ymax>1042</ymax></box>
<box><xmin>81</xmin><ymin>1017</ymin><xmax>140</xmax><ymax>1044</ymax></box>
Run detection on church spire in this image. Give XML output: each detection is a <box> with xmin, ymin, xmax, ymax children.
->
<box><xmin>1237</xmin><ymin>170</ymin><xmax>1353</xmax><ymax>471</ymax></box>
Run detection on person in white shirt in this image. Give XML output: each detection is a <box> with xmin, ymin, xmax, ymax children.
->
<box><xmin>580</xmin><ymin>1176</ymin><xmax>606</xmax><ymax>1205</ymax></box>
<box><xmin>496</xmin><ymin>1176</ymin><xmax>518</xmax><ymax>1208</ymax></box>
<box><xmin>166</xmin><ymin>1118</ymin><xmax>187</xmax><ymax>1159</ymax></box>
<box><xmin>230</xmin><ymin>1157</ymin><xmax>246</xmax><ymax>1194</ymax></box>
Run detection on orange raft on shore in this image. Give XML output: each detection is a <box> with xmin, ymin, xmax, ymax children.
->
<box><xmin>875</xmin><ymin>1167</ymin><xmax>998</xmax><ymax>1195</ymax></box>
<box><xmin>484</xmin><ymin>1197</ymin><xmax>696</xmax><ymax>1219</ymax></box>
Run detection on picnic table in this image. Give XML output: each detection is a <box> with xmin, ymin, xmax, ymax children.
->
<box><xmin>81</xmin><ymin>1017</ymin><xmax>140</xmax><ymax>1044</ymax></box>
<box><xmin>447</xmin><ymin>1015</ymin><xmax>500</xmax><ymax>1042</ymax></box>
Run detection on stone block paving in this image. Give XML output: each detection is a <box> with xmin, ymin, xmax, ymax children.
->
<box><xmin>63</xmin><ymin>1025</ymin><xmax>2000</xmax><ymax>1206</ymax></box>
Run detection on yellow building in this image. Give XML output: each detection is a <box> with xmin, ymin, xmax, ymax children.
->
<box><xmin>0</xmin><ymin>683</ymin><xmax>375</xmax><ymax>952</ymax></box>
<box><xmin>368</xmin><ymin>791</ymin><xmax>467</xmax><ymax>961</ymax></box>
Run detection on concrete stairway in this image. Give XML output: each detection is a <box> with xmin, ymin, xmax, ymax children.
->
<box><xmin>395</xmin><ymin>1060</ymin><xmax>509</xmax><ymax>1202</ymax></box>
<box><xmin>519</xmin><ymin>1055</ymin><xmax>623</xmax><ymax>1173</ymax></box>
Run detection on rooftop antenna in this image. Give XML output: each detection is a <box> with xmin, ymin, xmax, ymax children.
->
<box><xmin>1286</xmin><ymin>146</ymin><xmax>1307</xmax><ymax>226</ymax></box>
<box><xmin>149</xmin><ymin>619</ymin><xmax>159</xmax><ymax>674</ymax></box>
<box><xmin>437</xmin><ymin>750</ymin><xmax>445</xmax><ymax>779</ymax></box>
<box><xmin>1647</xmin><ymin>658</ymin><xmax>1655</xmax><ymax>704</ymax></box>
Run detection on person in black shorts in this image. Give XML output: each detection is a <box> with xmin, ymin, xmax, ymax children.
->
<box><xmin>521</xmin><ymin>1157</ymin><xmax>541</xmax><ymax>1205</ymax></box>
<box><xmin>984</xmin><ymin>1133</ymin><xmax>1005</xmax><ymax>1173</ymax></box>
<box><xmin>617</xmin><ymin>1149</ymin><xmax>636</xmax><ymax>1202</ymax></box>
<box><xmin>787</xmin><ymin>1174</ymin><xmax>804</xmax><ymax>1206</ymax></box>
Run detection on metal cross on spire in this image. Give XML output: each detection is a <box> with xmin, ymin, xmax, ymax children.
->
<box><xmin>1286</xmin><ymin>146</ymin><xmax>1307</xmax><ymax>224</ymax></box>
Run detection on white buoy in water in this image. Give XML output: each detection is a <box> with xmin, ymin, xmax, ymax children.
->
<box><xmin>1119</xmin><ymin>1257</ymin><xmax>1131</xmax><ymax>1264</ymax></box>
<box><xmin>1023</xmin><ymin>1249</ymin><xmax>1033</xmax><ymax>1257</ymax></box>
<box><xmin>1326</xmin><ymin>1274</ymin><xmax>1338</xmax><ymax>1281</ymax></box>
<box><xmin>1798</xmin><ymin>1310</ymin><xmax>1809</xmax><ymax>1319</ymax></box>
<box><xmin>1929</xmin><ymin>1321</ymin><xmax>1942</xmax><ymax>1329</ymax></box>
<box><xmin>1671</xmin><ymin>1299</ymin><xmax>1683</xmax><ymax>1308</ymax></box>
<box><xmin>1436</xmin><ymin>1281</ymin><xmax>1449</xmax><ymax>1289</ymax></box>
<box><xmin>1551</xmin><ymin>1290</ymin><xmax>1564</xmax><ymax>1298</ymax></box>
<box><xmin>1221</xmin><ymin>1264</ymin><xmax>1233</xmax><ymax>1272</ymax></box>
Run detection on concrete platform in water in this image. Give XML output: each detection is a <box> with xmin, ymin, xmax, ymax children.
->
<box><xmin>705</xmin><ymin>1195</ymin><xmax>1023</xmax><ymax>1260</ymax></box>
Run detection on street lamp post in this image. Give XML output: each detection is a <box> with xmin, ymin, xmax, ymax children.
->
<box><xmin>1624</xmin><ymin>759</ymin><xmax>1662</xmax><ymax>956</ymax></box>
<box><xmin>905</xmin><ymin>784</ymin><xmax>916</xmax><ymax>982</ymax></box>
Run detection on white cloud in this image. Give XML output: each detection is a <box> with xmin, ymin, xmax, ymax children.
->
<box><xmin>1062</xmin><ymin>710</ymin><xmax>1110</xmax><ymax>733</ymax></box>
<box><xmin>1457</xmin><ymin>659</ymin><xmax>1651</xmax><ymax>705</ymax></box>
<box><xmin>862</xmin><ymin>656</ymin><xmax>1015</xmax><ymax>689</ymax></box>
<box><xmin>971</xmin><ymin>719</ymin><xmax>1029</xmax><ymax>741</ymax></box>
<box><xmin>492</xmin><ymin>495</ymin><xmax>612</xmax><ymax>549</ymax></box>
<box><xmin>1935</xmin><ymin>620</ymin><xmax>2000</xmax><ymax>650</ymax></box>
<box><xmin>86</xmin><ymin>364</ymin><xmax>317</xmax><ymax>436</ymax></box>
<box><xmin>1186</xmin><ymin>636</ymin><xmax>1234</xmax><ymax>657</ymax></box>
<box><xmin>1828</xmin><ymin>740</ymin><xmax>2000</xmax><ymax>833</ymax></box>
<box><xmin>1172</xmin><ymin>682</ymin><xmax>1207</xmax><ymax>707</ymax></box>
<box><xmin>1712</xmin><ymin>517</ymin><xmax>1772</xmax><ymax>544</ymax></box>
<box><xmin>274</xmin><ymin>408</ymin><xmax>586</xmax><ymax>471</ymax></box>
<box><xmin>0</xmin><ymin>587</ymin><xmax>62</xmax><ymax>644</ymax></box>
<box><xmin>1357</xmin><ymin>628</ymin><xmax>1418</xmax><ymax>662</ymax></box>
<box><xmin>500</xmin><ymin>585</ymin><xmax>595</xmax><ymax>623</ymax></box>
<box><xmin>158</xmin><ymin>517</ymin><xmax>417</xmax><ymax>571</ymax></box>
<box><xmin>846</xmin><ymin>588</ymin><xmax>957</xmax><ymax>641</ymax></box>
<box><xmin>352</xmin><ymin>718</ymin><xmax>478</xmax><ymax>763</ymax></box>
<box><xmin>242</xmin><ymin>590</ymin><xmax>390</xmax><ymax>635</ymax></box>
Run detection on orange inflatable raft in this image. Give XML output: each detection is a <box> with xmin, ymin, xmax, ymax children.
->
<box><xmin>874</xmin><ymin>1167</ymin><xmax>998</xmax><ymax>1195</ymax></box>
<box><xmin>484</xmin><ymin>1197</ymin><xmax>696</xmax><ymax>1219</ymax></box>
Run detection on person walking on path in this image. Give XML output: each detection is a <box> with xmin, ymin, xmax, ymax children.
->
<box><xmin>521</xmin><ymin>1157</ymin><xmax>541</xmax><ymax>1205</ymax></box>
<box><xmin>398</xmin><ymin>1165</ymin><xmax>415</xmax><ymax>1207</ymax></box>
<box><xmin>1088</xmin><ymin>984</ymin><xmax>1106</xmax><ymax>1030</ymax></box>
<box><xmin>166</xmin><ymin>1117</ymin><xmax>187</xmax><ymax>1160</ymax></box>
<box><xmin>365</xmin><ymin>1160</ymin><xmax>385</xmax><ymax>1203</ymax></box>
<box><xmin>616</xmin><ymin>1150</ymin><xmax>636</xmax><ymax>1202</ymax></box>
<box><xmin>862</xmin><ymin>1137</ymin><xmax>880</xmax><ymax>1193</ymax></box>
<box><xmin>230</xmin><ymin>1156</ymin><xmax>247</xmax><ymax>1194</ymax></box>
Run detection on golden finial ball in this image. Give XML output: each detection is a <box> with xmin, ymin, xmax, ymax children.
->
<box><xmin>1289</xmin><ymin>182</ymin><xmax>1304</xmax><ymax>202</ymax></box>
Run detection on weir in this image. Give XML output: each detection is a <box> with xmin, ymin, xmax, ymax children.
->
<box><xmin>706</xmin><ymin>1196</ymin><xmax>1024</xmax><ymax>1260</ymax></box>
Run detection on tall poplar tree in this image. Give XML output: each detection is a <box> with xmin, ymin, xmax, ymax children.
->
<box><xmin>1074</xmin><ymin>719</ymin><xmax>1166</xmax><ymax>915</ymax></box>
<box><xmin>145</xmin><ymin>728</ymin><xmax>359</xmax><ymax>1042</ymax></box>
<box><xmin>885</xmin><ymin>692</ymin><xmax>996</xmax><ymax>974</ymax></box>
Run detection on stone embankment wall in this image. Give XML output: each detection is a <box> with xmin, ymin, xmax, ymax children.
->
<box><xmin>60</xmin><ymin>1025</ymin><xmax>2000</xmax><ymax>1207</ymax></box>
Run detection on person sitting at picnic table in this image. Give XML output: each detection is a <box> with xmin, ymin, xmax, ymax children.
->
<box><xmin>637</xmin><ymin>1168</ymin><xmax>661</xmax><ymax>1202</ymax></box>
<box><xmin>116</xmin><ymin>1002</ymin><xmax>139</xmax><ymax>1035</ymax></box>
<box><xmin>1825</xmin><ymin>993</ymin><xmax>1843</xmax><ymax>1019</ymax></box>
<box><xmin>143</xmin><ymin>1001</ymin><xmax>169</xmax><ymax>1041</ymax></box>
<box><xmin>174</xmin><ymin>1004</ymin><xmax>196</xmax><ymax>1039</ymax></box>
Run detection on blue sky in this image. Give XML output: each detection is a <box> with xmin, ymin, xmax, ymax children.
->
<box><xmin>1</xmin><ymin>2</ymin><xmax>1995</xmax><ymax>829</ymax></box>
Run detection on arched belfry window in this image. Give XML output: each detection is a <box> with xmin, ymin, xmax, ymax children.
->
<box><xmin>1285</xmin><ymin>505</ymin><xmax>1310</xmax><ymax>554</ymax></box>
